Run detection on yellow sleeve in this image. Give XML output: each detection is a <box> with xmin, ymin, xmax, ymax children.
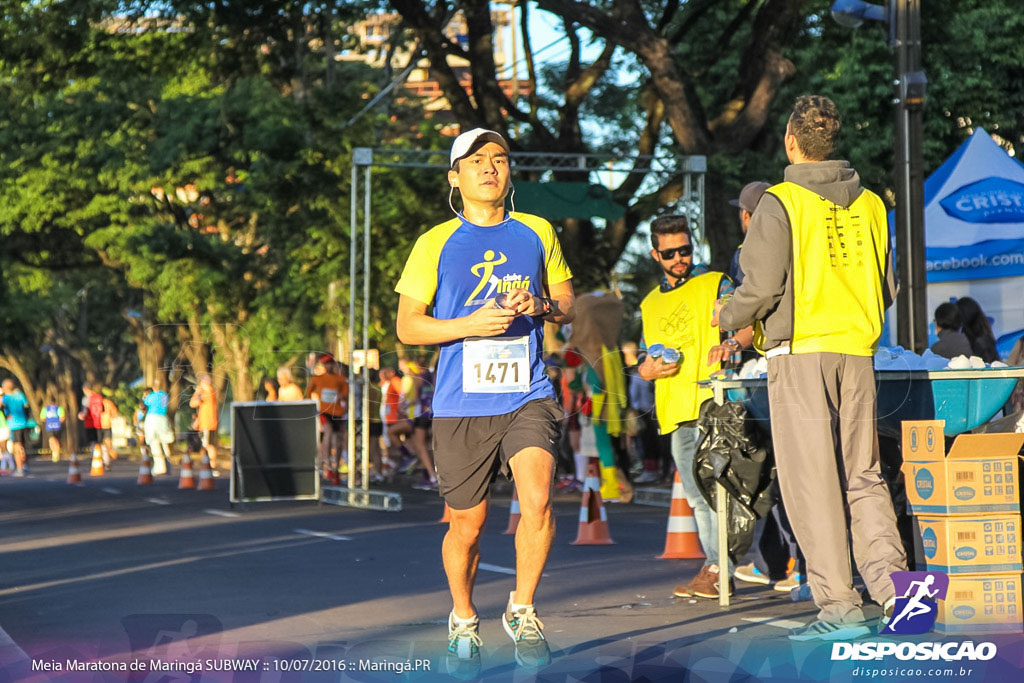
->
<box><xmin>395</xmin><ymin>218</ymin><xmax>461</xmax><ymax>306</ymax></box>
<box><xmin>515</xmin><ymin>213</ymin><xmax>573</xmax><ymax>285</ymax></box>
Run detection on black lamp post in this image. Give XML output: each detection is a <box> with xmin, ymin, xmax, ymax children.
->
<box><xmin>831</xmin><ymin>0</ymin><xmax>928</xmax><ymax>353</ymax></box>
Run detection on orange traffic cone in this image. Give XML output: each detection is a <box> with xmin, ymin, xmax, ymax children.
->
<box><xmin>439</xmin><ymin>503</ymin><xmax>451</xmax><ymax>523</ymax></box>
<box><xmin>571</xmin><ymin>457</ymin><xmax>614</xmax><ymax>545</ymax></box>
<box><xmin>178</xmin><ymin>453</ymin><xmax>196</xmax><ymax>489</ymax></box>
<box><xmin>197</xmin><ymin>453</ymin><xmax>216</xmax><ymax>491</ymax></box>
<box><xmin>503</xmin><ymin>486</ymin><xmax>521</xmax><ymax>535</ymax></box>
<box><xmin>658</xmin><ymin>471</ymin><xmax>705</xmax><ymax>559</ymax></box>
<box><xmin>67</xmin><ymin>452</ymin><xmax>82</xmax><ymax>484</ymax></box>
<box><xmin>137</xmin><ymin>452</ymin><xmax>154</xmax><ymax>485</ymax></box>
<box><xmin>89</xmin><ymin>446</ymin><xmax>105</xmax><ymax>477</ymax></box>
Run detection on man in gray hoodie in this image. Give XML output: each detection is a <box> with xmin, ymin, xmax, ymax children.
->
<box><xmin>715</xmin><ymin>95</ymin><xmax>906</xmax><ymax>640</ymax></box>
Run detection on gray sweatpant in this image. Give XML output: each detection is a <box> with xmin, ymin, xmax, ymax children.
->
<box><xmin>767</xmin><ymin>352</ymin><xmax>907</xmax><ymax>624</ymax></box>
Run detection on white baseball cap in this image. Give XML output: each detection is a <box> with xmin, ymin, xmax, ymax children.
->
<box><xmin>449</xmin><ymin>128</ymin><xmax>510</xmax><ymax>168</ymax></box>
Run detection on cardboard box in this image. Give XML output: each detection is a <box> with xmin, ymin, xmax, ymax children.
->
<box><xmin>935</xmin><ymin>572</ymin><xmax>1023</xmax><ymax>635</ymax></box>
<box><xmin>902</xmin><ymin>420</ymin><xmax>1022</xmax><ymax>515</ymax></box>
<box><xmin>915</xmin><ymin>514</ymin><xmax>1022</xmax><ymax>574</ymax></box>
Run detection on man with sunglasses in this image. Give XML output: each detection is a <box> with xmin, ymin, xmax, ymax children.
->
<box><xmin>637</xmin><ymin>215</ymin><xmax>753</xmax><ymax>600</ymax></box>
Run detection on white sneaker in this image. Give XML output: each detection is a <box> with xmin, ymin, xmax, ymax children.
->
<box><xmin>446</xmin><ymin>612</ymin><xmax>482</xmax><ymax>679</ymax></box>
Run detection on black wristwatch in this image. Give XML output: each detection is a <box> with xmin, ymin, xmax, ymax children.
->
<box><xmin>531</xmin><ymin>296</ymin><xmax>554</xmax><ymax>318</ymax></box>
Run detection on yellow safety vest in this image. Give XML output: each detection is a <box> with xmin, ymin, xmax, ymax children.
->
<box><xmin>767</xmin><ymin>181</ymin><xmax>889</xmax><ymax>357</ymax></box>
<box><xmin>640</xmin><ymin>271</ymin><xmax>722</xmax><ymax>433</ymax></box>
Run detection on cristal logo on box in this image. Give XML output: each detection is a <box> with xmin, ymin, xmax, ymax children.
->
<box><xmin>915</xmin><ymin>469</ymin><xmax>934</xmax><ymax>499</ymax></box>
<box><xmin>955</xmin><ymin>546</ymin><xmax>977</xmax><ymax>561</ymax></box>
<box><xmin>953</xmin><ymin>605</ymin><xmax>976</xmax><ymax>620</ymax></box>
<box><xmin>954</xmin><ymin>486</ymin><xmax>975</xmax><ymax>501</ymax></box>
<box><xmin>921</xmin><ymin>528</ymin><xmax>938</xmax><ymax>558</ymax></box>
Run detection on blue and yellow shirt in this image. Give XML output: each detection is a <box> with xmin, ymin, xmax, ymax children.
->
<box><xmin>395</xmin><ymin>211</ymin><xmax>573</xmax><ymax>418</ymax></box>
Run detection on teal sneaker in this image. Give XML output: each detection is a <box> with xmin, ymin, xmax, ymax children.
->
<box><xmin>445</xmin><ymin>612</ymin><xmax>482</xmax><ymax>680</ymax></box>
<box><xmin>788</xmin><ymin>618</ymin><xmax>872</xmax><ymax>641</ymax></box>
<box><xmin>501</xmin><ymin>594</ymin><xmax>551</xmax><ymax>668</ymax></box>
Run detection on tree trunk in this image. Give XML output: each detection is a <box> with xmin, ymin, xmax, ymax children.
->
<box><xmin>210</xmin><ymin>322</ymin><xmax>255</xmax><ymax>402</ymax></box>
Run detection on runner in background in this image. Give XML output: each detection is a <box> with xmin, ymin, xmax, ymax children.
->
<box><xmin>143</xmin><ymin>380</ymin><xmax>174</xmax><ymax>476</ymax></box>
<box><xmin>0</xmin><ymin>404</ymin><xmax>13</xmax><ymax>473</ymax></box>
<box><xmin>189</xmin><ymin>373</ymin><xmax>220</xmax><ymax>471</ymax></box>
<box><xmin>399</xmin><ymin>355</ymin><xmax>437</xmax><ymax>490</ymax></box>
<box><xmin>100</xmin><ymin>388</ymin><xmax>120</xmax><ymax>465</ymax></box>
<box><xmin>1</xmin><ymin>380</ymin><xmax>31</xmax><ymax>476</ymax></box>
<box><xmin>40</xmin><ymin>392</ymin><xmax>66</xmax><ymax>462</ymax></box>
<box><xmin>80</xmin><ymin>383</ymin><xmax>105</xmax><ymax>469</ymax></box>
<box><xmin>306</xmin><ymin>356</ymin><xmax>348</xmax><ymax>478</ymax></box>
<box><xmin>380</xmin><ymin>365</ymin><xmax>409</xmax><ymax>470</ymax></box>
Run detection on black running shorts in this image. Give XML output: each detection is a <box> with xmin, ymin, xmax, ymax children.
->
<box><xmin>431</xmin><ymin>398</ymin><xmax>561</xmax><ymax>510</ymax></box>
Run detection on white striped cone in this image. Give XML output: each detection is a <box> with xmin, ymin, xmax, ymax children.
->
<box><xmin>67</xmin><ymin>453</ymin><xmax>82</xmax><ymax>484</ymax></box>
<box><xmin>197</xmin><ymin>453</ymin><xmax>216</xmax><ymax>491</ymax></box>
<box><xmin>89</xmin><ymin>447</ymin><xmax>105</xmax><ymax>477</ymax></box>
<box><xmin>178</xmin><ymin>453</ymin><xmax>196</xmax><ymax>489</ymax></box>
<box><xmin>137</xmin><ymin>454</ymin><xmax>154</xmax><ymax>485</ymax></box>
<box><xmin>571</xmin><ymin>457</ymin><xmax>614</xmax><ymax>545</ymax></box>
<box><xmin>658</xmin><ymin>470</ymin><xmax>705</xmax><ymax>559</ymax></box>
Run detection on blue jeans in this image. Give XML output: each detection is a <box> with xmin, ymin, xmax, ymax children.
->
<box><xmin>670</xmin><ymin>425</ymin><xmax>733</xmax><ymax>574</ymax></box>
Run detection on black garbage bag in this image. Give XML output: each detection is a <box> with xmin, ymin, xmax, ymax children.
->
<box><xmin>693</xmin><ymin>399</ymin><xmax>778</xmax><ymax>558</ymax></box>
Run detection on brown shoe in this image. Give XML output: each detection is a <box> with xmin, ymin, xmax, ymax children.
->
<box><xmin>672</xmin><ymin>566</ymin><xmax>708</xmax><ymax>597</ymax></box>
<box><xmin>692</xmin><ymin>565</ymin><xmax>735</xmax><ymax>599</ymax></box>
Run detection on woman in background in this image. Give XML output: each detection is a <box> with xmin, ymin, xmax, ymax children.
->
<box><xmin>956</xmin><ymin>297</ymin><xmax>999</xmax><ymax>363</ymax></box>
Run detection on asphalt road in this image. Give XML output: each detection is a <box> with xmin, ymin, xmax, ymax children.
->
<box><xmin>0</xmin><ymin>459</ymin><xmax>1018</xmax><ymax>683</ymax></box>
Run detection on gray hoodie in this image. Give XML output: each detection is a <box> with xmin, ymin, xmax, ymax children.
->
<box><xmin>718</xmin><ymin>160</ymin><xmax>897</xmax><ymax>351</ymax></box>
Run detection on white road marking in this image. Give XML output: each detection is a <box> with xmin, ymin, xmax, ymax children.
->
<box><xmin>741</xmin><ymin>617</ymin><xmax>807</xmax><ymax>630</ymax></box>
<box><xmin>146</xmin><ymin>497</ymin><xmax>171</xmax><ymax>506</ymax></box>
<box><xmin>477</xmin><ymin>563</ymin><xmax>517</xmax><ymax>576</ymax></box>
<box><xmin>204</xmin><ymin>509</ymin><xmax>240</xmax><ymax>518</ymax></box>
<box><xmin>102</xmin><ymin>488</ymin><xmax>121</xmax><ymax>494</ymax></box>
<box><xmin>295</xmin><ymin>528</ymin><xmax>352</xmax><ymax>542</ymax></box>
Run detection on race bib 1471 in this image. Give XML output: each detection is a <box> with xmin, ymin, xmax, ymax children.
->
<box><xmin>462</xmin><ymin>336</ymin><xmax>531</xmax><ymax>394</ymax></box>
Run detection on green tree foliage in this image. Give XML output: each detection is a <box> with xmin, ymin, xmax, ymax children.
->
<box><xmin>0</xmin><ymin>0</ymin><xmax>447</xmax><ymax>404</ymax></box>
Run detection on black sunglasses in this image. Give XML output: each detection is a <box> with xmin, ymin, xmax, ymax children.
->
<box><xmin>657</xmin><ymin>245</ymin><xmax>693</xmax><ymax>260</ymax></box>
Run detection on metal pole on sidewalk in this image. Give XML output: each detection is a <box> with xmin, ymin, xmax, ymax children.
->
<box><xmin>361</xmin><ymin>165</ymin><xmax>372</xmax><ymax>490</ymax></box>
<box><xmin>717</xmin><ymin>482</ymin><xmax>730</xmax><ymax>608</ymax></box>
<box><xmin>348</xmin><ymin>162</ymin><xmax>358</xmax><ymax>486</ymax></box>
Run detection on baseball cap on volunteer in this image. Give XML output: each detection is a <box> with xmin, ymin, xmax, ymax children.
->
<box><xmin>450</xmin><ymin>128</ymin><xmax>510</xmax><ymax>168</ymax></box>
<box><xmin>729</xmin><ymin>181</ymin><xmax>771</xmax><ymax>212</ymax></box>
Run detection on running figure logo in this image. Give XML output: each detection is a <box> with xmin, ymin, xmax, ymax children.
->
<box><xmin>883</xmin><ymin>571</ymin><xmax>949</xmax><ymax>635</ymax></box>
<box><xmin>465</xmin><ymin>250</ymin><xmax>509</xmax><ymax>305</ymax></box>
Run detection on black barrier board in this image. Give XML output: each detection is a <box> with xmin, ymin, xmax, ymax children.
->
<box><xmin>230</xmin><ymin>400</ymin><xmax>320</xmax><ymax>503</ymax></box>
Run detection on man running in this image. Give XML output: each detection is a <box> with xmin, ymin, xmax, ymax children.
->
<box><xmin>396</xmin><ymin>128</ymin><xmax>574</xmax><ymax>674</ymax></box>
<box><xmin>190</xmin><ymin>374</ymin><xmax>220</xmax><ymax>470</ymax></box>
<box><xmin>306</xmin><ymin>357</ymin><xmax>347</xmax><ymax>477</ymax></box>
<box><xmin>1</xmin><ymin>379</ymin><xmax>31</xmax><ymax>476</ymax></box>
<box><xmin>40</xmin><ymin>393</ymin><xmax>66</xmax><ymax>463</ymax></box>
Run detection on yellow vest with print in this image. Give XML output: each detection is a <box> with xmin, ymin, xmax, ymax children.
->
<box><xmin>767</xmin><ymin>181</ymin><xmax>889</xmax><ymax>357</ymax></box>
<box><xmin>641</xmin><ymin>271</ymin><xmax>722</xmax><ymax>434</ymax></box>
